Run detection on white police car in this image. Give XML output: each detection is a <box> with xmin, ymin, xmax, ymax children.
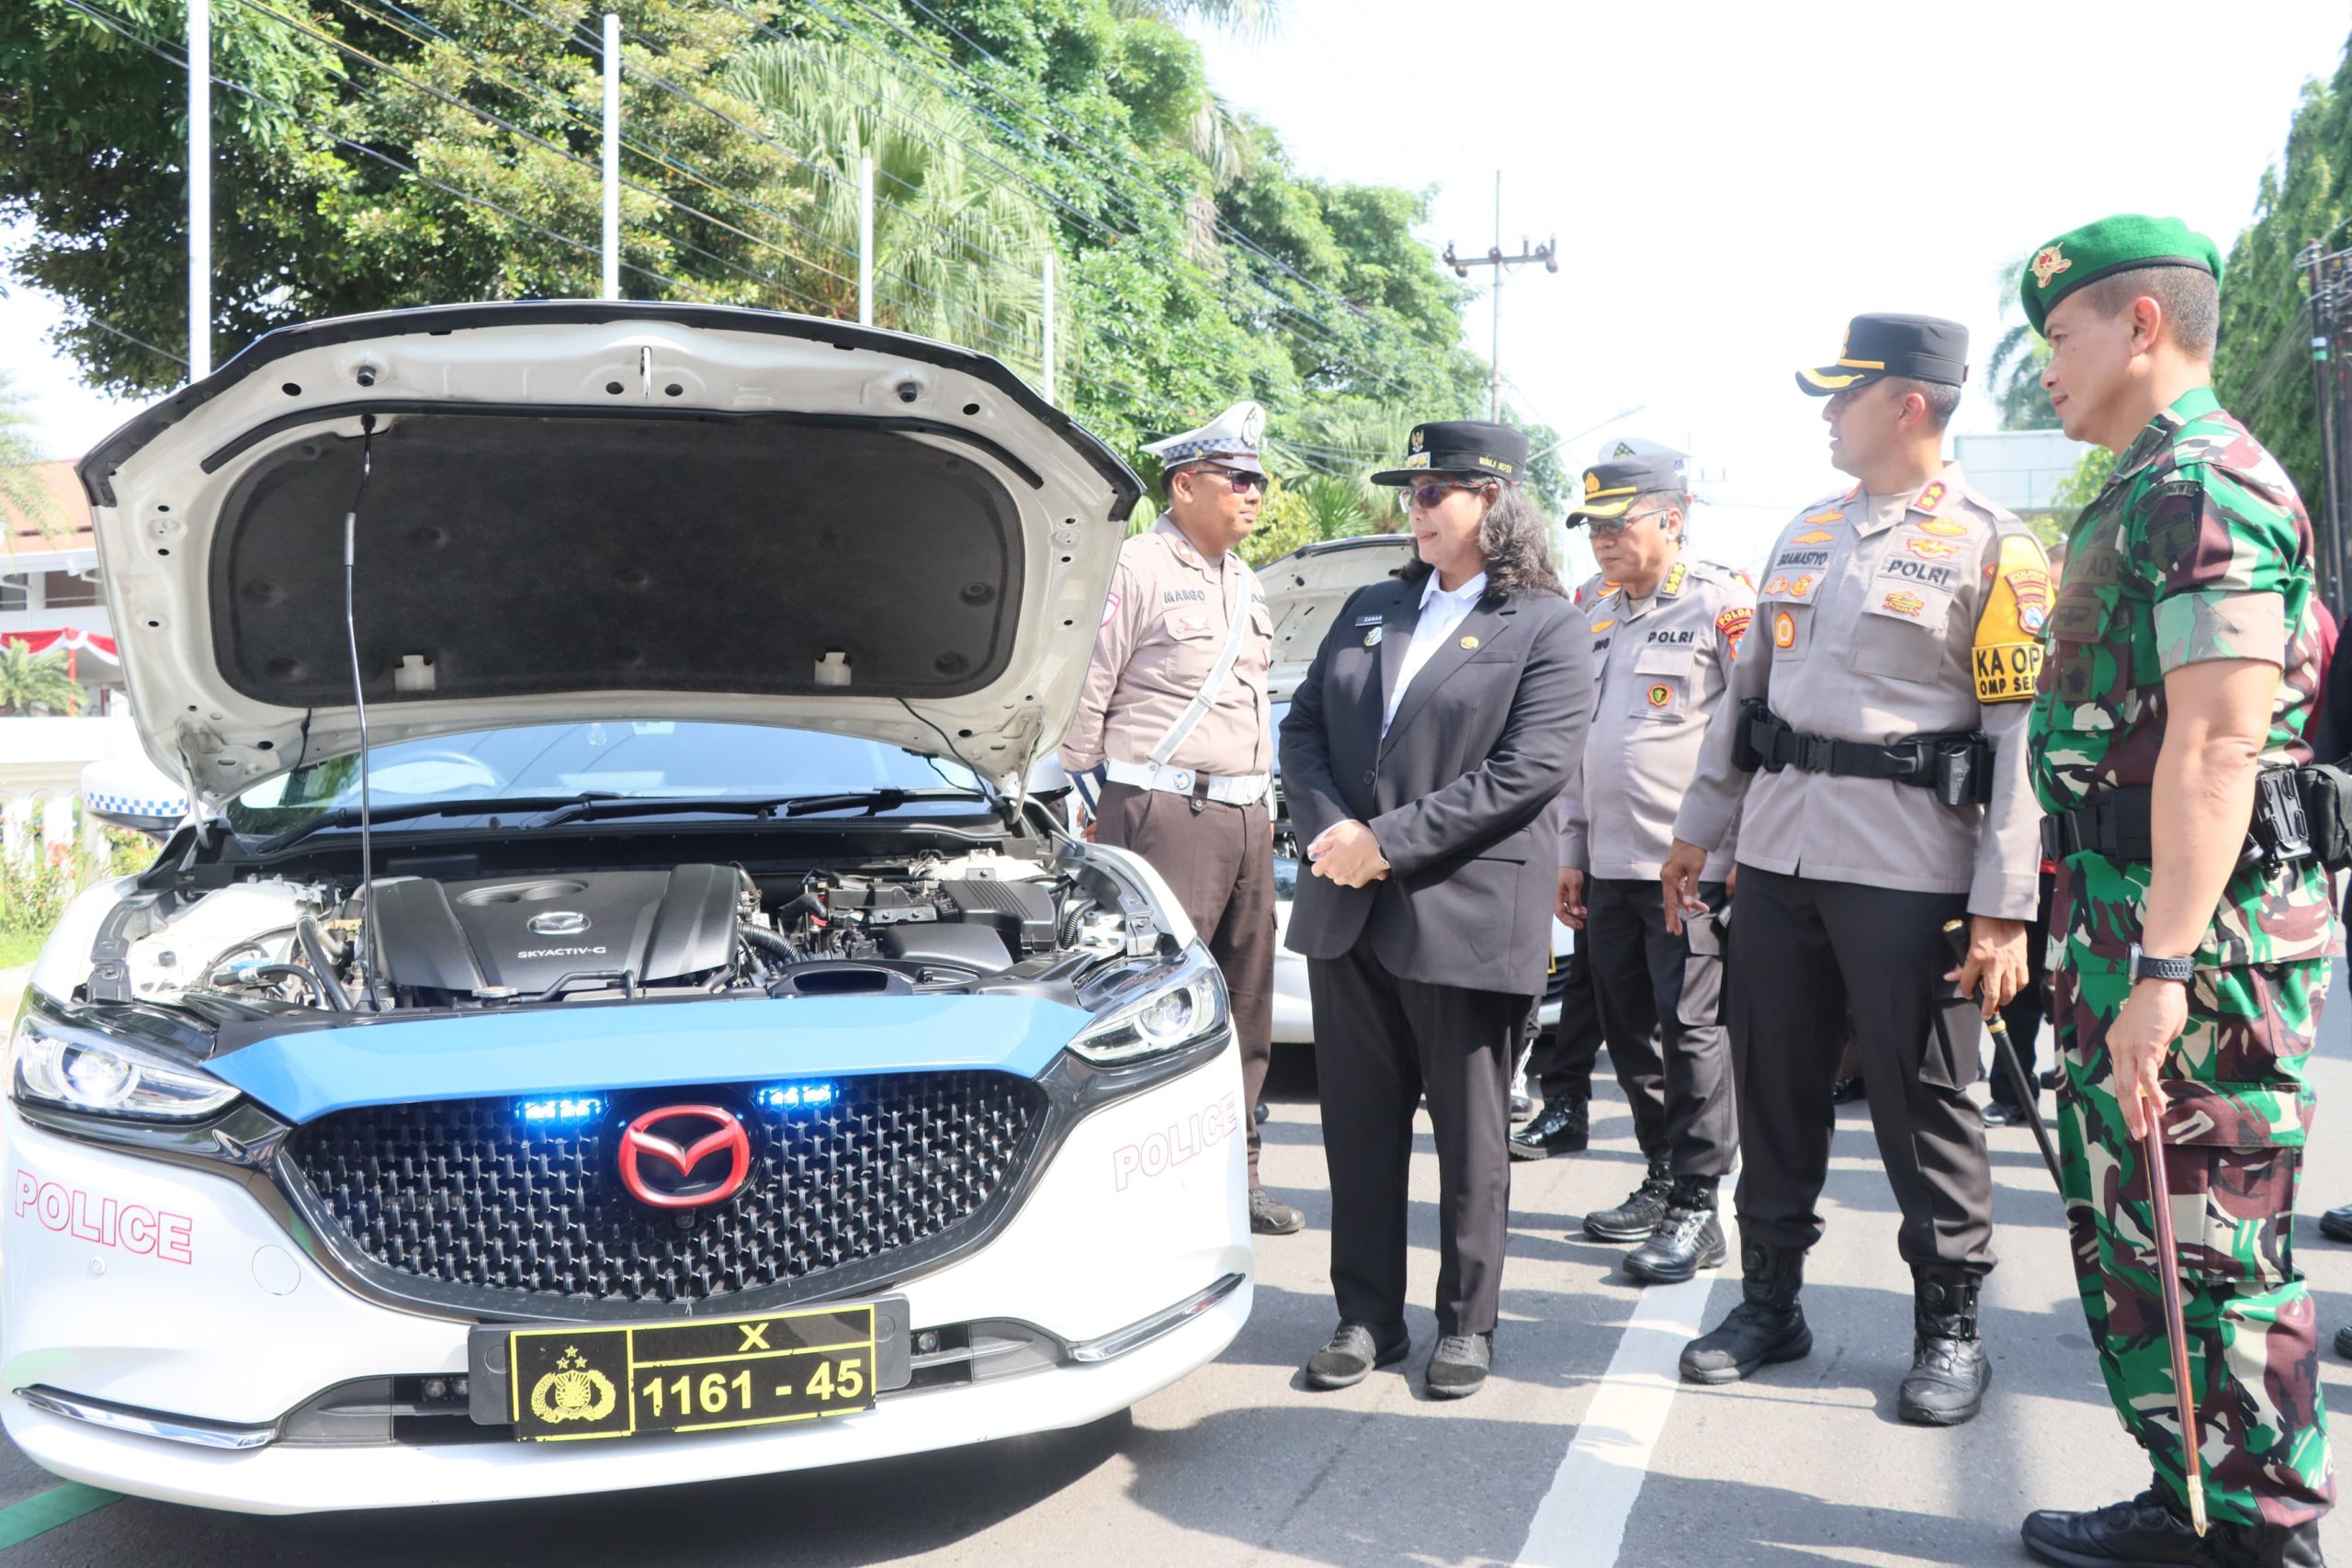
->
<box><xmin>5</xmin><ymin>303</ymin><xmax>1250</xmax><ymax>1513</ymax></box>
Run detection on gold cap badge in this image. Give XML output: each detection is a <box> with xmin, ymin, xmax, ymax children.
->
<box><xmin>2030</xmin><ymin>245</ymin><xmax>2071</xmax><ymax>289</ymax></box>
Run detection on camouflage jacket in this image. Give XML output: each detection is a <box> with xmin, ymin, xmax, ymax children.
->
<box><xmin>2027</xmin><ymin>384</ymin><xmax>2337</xmax><ymax>969</ymax></box>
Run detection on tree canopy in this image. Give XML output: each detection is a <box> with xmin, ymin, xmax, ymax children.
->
<box><xmin>1</xmin><ymin>0</ymin><xmax>1560</xmax><ymax>521</ymax></box>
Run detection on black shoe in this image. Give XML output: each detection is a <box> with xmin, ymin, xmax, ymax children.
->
<box><xmin>1624</xmin><ymin>1180</ymin><xmax>1726</xmax><ymax>1284</ymax></box>
<box><xmin>2319</xmin><ymin>1202</ymin><xmax>2352</xmax><ymax>1244</ymax></box>
<box><xmin>1584</xmin><ymin>1158</ymin><xmax>1673</xmax><ymax>1243</ymax></box>
<box><xmin>1250</xmin><ymin>1188</ymin><xmax>1305</xmax><ymax>1235</ymax></box>
<box><xmin>2336</xmin><ymin>1325</ymin><xmax>2352</xmax><ymax>1360</ymax></box>
<box><xmin>1510</xmin><ymin>1098</ymin><xmax>1589</xmax><ymax>1160</ymax></box>
<box><xmin>1830</xmin><ymin>1075</ymin><xmax>1867</xmax><ymax>1104</ymax></box>
<box><xmin>1898</xmin><ymin>1270</ymin><xmax>1990</xmax><ymax>1426</ymax></box>
<box><xmin>1982</xmin><ymin>1099</ymin><xmax>2023</xmax><ymax>1127</ymax></box>
<box><xmin>1681</xmin><ymin>1242</ymin><xmax>1812</xmax><ymax>1383</ymax></box>
<box><xmin>1510</xmin><ymin>1089</ymin><xmax>1537</xmax><ymax>1122</ymax></box>
<box><xmin>1254</xmin><ymin>1100</ymin><xmax>1270</xmax><ymax>1125</ymax></box>
<box><xmin>2019</xmin><ymin>1486</ymin><xmax>2203</xmax><ymax>1566</ymax></box>
<box><xmin>1424</xmin><ymin>1332</ymin><xmax>1491</xmax><ymax>1399</ymax></box>
<box><xmin>2205</xmin><ymin>1518</ymin><xmax>2326</xmax><ymax>1567</ymax></box>
<box><xmin>1303</xmin><ymin>1321</ymin><xmax>1408</xmax><ymax>1390</ymax></box>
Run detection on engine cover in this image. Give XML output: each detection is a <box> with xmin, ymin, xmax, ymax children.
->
<box><xmin>370</xmin><ymin>864</ymin><xmax>740</xmax><ymax>997</ymax></box>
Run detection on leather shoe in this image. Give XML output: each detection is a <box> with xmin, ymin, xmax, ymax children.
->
<box><xmin>1899</xmin><ymin>1270</ymin><xmax>1990</xmax><ymax>1426</ymax></box>
<box><xmin>1250</xmin><ymin>1188</ymin><xmax>1305</xmax><ymax>1235</ymax></box>
<box><xmin>1510</xmin><ymin>1098</ymin><xmax>1589</xmax><ymax>1160</ymax></box>
<box><xmin>2206</xmin><ymin>1518</ymin><xmax>2326</xmax><ymax>1566</ymax></box>
<box><xmin>2336</xmin><ymin>1325</ymin><xmax>2352</xmax><ymax>1361</ymax></box>
<box><xmin>1585</xmin><ymin>1158</ymin><xmax>1674</xmax><ymax>1242</ymax></box>
<box><xmin>1830</xmin><ymin>1075</ymin><xmax>1867</xmax><ymax>1104</ymax></box>
<box><xmin>1510</xmin><ymin>1089</ymin><xmax>1537</xmax><ymax>1122</ymax></box>
<box><xmin>1624</xmin><ymin>1180</ymin><xmax>1725</xmax><ymax>1284</ymax></box>
<box><xmin>1303</xmin><ymin>1321</ymin><xmax>1408</xmax><ymax>1390</ymax></box>
<box><xmin>2319</xmin><ymin>1202</ymin><xmax>2352</xmax><ymax>1244</ymax></box>
<box><xmin>1982</xmin><ymin>1099</ymin><xmax>2024</xmax><ymax>1127</ymax></box>
<box><xmin>1424</xmin><ymin>1332</ymin><xmax>1491</xmax><ymax>1399</ymax></box>
<box><xmin>2019</xmin><ymin>1486</ymin><xmax>2202</xmax><ymax>1566</ymax></box>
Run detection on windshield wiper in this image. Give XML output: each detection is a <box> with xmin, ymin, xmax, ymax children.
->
<box><xmin>778</xmin><ymin>787</ymin><xmax>991</xmax><ymax>818</ymax></box>
<box><xmin>255</xmin><ymin>793</ymin><xmax>638</xmax><ymax>852</ymax></box>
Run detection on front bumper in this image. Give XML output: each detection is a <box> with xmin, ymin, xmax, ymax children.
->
<box><xmin>0</xmin><ymin>1049</ymin><xmax>1251</xmax><ymax>1513</ymax></box>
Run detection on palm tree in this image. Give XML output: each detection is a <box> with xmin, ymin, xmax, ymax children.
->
<box><xmin>1986</xmin><ymin>253</ymin><xmax>2057</xmax><ymax>431</ymax></box>
<box><xmin>726</xmin><ymin>41</ymin><xmax>1054</xmax><ymax>376</ymax></box>
<box><xmin>0</xmin><ymin>369</ymin><xmax>60</xmax><ymax>544</ymax></box>
<box><xmin>0</xmin><ymin>643</ymin><xmax>83</xmax><ymax>716</ymax></box>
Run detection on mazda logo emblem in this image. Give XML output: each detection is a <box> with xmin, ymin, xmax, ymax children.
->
<box><xmin>528</xmin><ymin>910</ymin><xmax>592</xmax><ymax>936</ymax></box>
<box><xmin>616</xmin><ymin>1106</ymin><xmax>752</xmax><ymax>1210</ymax></box>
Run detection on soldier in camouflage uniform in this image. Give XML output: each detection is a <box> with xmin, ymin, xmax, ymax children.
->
<box><xmin>2018</xmin><ymin>216</ymin><xmax>2338</xmax><ymax>1568</ymax></box>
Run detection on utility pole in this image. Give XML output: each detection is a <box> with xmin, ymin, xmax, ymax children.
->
<box><xmin>600</xmin><ymin>13</ymin><xmax>620</xmax><ymax>300</ymax></box>
<box><xmin>2303</xmin><ymin>238</ymin><xmax>2346</xmax><ymax>611</ymax></box>
<box><xmin>1443</xmin><ymin>173</ymin><xmax>1556</xmax><ymax>423</ymax></box>
<box><xmin>187</xmin><ymin>0</ymin><xmax>211</xmax><ymax>378</ymax></box>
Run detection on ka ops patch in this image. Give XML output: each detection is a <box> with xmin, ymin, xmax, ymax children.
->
<box><xmin>1973</xmin><ymin>532</ymin><xmax>2052</xmax><ymax>702</ymax></box>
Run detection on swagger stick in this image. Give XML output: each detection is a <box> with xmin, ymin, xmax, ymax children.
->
<box><xmin>1940</xmin><ymin>920</ymin><xmax>2064</xmax><ymax>1189</ymax></box>
<box><xmin>2141</xmin><ymin>1105</ymin><xmax>2209</xmax><ymax>1536</ymax></box>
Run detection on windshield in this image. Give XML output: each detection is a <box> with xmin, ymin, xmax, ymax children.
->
<box><xmin>222</xmin><ymin>722</ymin><xmax>985</xmax><ymax>838</ymax></box>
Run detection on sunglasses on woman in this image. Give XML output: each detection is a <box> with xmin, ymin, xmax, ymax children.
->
<box><xmin>1401</xmin><ymin>479</ymin><xmax>1493</xmax><ymax>510</ymax></box>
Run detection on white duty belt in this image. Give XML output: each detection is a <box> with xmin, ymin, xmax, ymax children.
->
<box><xmin>1107</xmin><ymin>562</ymin><xmax>1268</xmax><ymax>807</ymax></box>
<box><xmin>1102</xmin><ymin>757</ymin><xmax>1269</xmax><ymax>806</ymax></box>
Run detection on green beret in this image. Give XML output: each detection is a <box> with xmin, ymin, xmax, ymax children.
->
<box><xmin>2019</xmin><ymin>214</ymin><xmax>2223</xmax><ymax>336</ymax></box>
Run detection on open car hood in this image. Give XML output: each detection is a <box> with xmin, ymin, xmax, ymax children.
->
<box><xmin>1261</xmin><ymin>532</ymin><xmax>1414</xmax><ymax>703</ymax></box>
<box><xmin>79</xmin><ymin>302</ymin><xmax>1142</xmax><ymax>810</ymax></box>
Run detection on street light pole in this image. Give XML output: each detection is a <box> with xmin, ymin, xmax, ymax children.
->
<box><xmin>1442</xmin><ymin>172</ymin><xmax>1556</xmax><ymax>424</ymax></box>
<box><xmin>601</xmin><ymin>13</ymin><xmax>621</xmax><ymax>301</ymax></box>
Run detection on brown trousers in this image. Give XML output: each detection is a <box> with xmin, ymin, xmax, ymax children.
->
<box><xmin>1095</xmin><ymin>781</ymin><xmax>1275</xmax><ymax>1185</ymax></box>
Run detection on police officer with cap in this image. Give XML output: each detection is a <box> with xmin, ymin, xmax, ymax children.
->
<box><xmin>1062</xmin><ymin>400</ymin><xmax>1302</xmax><ymax>1236</ymax></box>
<box><xmin>1557</xmin><ymin>447</ymin><xmax>1751</xmax><ymax>1283</ymax></box>
<box><xmin>1660</xmin><ymin>315</ymin><xmax>2051</xmax><ymax>1425</ymax></box>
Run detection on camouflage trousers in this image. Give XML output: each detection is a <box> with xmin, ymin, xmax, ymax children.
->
<box><xmin>2054</xmin><ymin>950</ymin><xmax>2334</xmax><ymax>1529</ymax></box>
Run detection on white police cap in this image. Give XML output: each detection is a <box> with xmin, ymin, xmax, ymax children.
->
<box><xmin>1142</xmin><ymin>400</ymin><xmax>1268</xmax><ymax>476</ymax></box>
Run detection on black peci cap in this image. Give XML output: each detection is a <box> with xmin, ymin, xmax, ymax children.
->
<box><xmin>1795</xmin><ymin>313</ymin><xmax>1969</xmax><ymax>396</ymax></box>
<box><xmin>1370</xmin><ymin>420</ymin><xmax>1530</xmax><ymax>486</ymax></box>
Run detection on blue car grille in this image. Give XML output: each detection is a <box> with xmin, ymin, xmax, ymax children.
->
<box><xmin>280</xmin><ymin>1072</ymin><xmax>1047</xmax><ymax>1306</ymax></box>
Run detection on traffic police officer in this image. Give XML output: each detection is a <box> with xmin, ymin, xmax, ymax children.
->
<box><xmin>1660</xmin><ymin>314</ymin><xmax>2050</xmax><ymax>1426</ymax></box>
<box><xmin>2015</xmin><ymin>217</ymin><xmax>2335</xmax><ymax>1568</ymax></box>
<box><xmin>1558</xmin><ymin>449</ymin><xmax>1750</xmax><ymax>1283</ymax></box>
<box><xmin>1061</xmin><ymin>400</ymin><xmax>1302</xmax><ymax>1236</ymax></box>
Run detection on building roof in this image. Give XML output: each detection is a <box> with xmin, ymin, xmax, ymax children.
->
<box><xmin>3</xmin><ymin>461</ymin><xmax>96</xmax><ymax>569</ymax></box>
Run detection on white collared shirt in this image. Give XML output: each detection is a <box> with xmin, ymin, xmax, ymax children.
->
<box><xmin>1382</xmin><ymin>570</ymin><xmax>1487</xmax><ymax>736</ymax></box>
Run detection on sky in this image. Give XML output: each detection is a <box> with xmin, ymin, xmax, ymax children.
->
<box><xmin>5</xmin><ymin>1</ymin><xmax>2349</xmax><ymax>583</ymax></box>
<box><xmin>1194</xmin><ymin>0</ymin><xmax>2352</xmax><ymax>579</ymax></box>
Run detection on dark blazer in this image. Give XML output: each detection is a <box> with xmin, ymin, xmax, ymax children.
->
<box><xmin>1280</xmin><ymin>569</ymin><xmax>1589</xmax><ymax>997</ymax></box>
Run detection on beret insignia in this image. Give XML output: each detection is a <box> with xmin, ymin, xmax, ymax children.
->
<box><xmin>2030</xmin><ymin>245</ymin><xmax>2071</xmax><ymax>290</ymax></box>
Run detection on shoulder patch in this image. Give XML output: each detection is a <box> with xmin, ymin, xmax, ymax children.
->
<box><xmin>1971</xmin><ymin>532</ymin><xmax>2052</xmax><ymax>703</ymax></box>
<box><xmin>1715</xmin><ymin>604</ymin><xmax>1753</xmax><ymax>659</ymax></box>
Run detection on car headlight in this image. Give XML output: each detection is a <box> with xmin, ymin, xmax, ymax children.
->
<box><xmin>1068</xmin><ymin>952</ymin><xmax>1232</xmax><ymax>1066</ymax></box>
<box><xmin>11</xmin><ymin>1011</ymin><xmax>240</xmax><ymax>1121</ymax></box>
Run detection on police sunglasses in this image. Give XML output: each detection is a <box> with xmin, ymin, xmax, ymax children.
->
<box><xmin>1186</xmin><ymin>466</ymin><xmax>1265</xmax><ymax>494</ymax></box>
<box><xmin>1585</xmin><ymin>506</ymin><xmax>1670</xmax><ymax>537</ymax></box>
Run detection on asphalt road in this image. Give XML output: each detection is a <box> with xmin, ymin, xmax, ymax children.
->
<box><xmin>3</xmin><ymin>968</ymin><xmax>2352</xmax><ymax>1566</ymax></box>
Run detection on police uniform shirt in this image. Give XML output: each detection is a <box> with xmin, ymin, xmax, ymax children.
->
<box><xmin>1561</xmin><ymin>556</ymin><xmax>1753</xmax><ymax>882</ymax></box>
<box><xmin>1059</xmin><ymin>513</ymin><xmax>1273</xmax><ymax>777</ymax></box>
<box><xmin>1672</xmin><ymin>465</ymin><xmax>2047</xmax><ymax>919</ymax></box>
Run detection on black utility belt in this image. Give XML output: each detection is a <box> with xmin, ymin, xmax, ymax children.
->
<box><xmin>1733</xmin><ymin>702</ymin><xmax>1993</xmax><ymax>808</ymax></box>
<box><xmin>2041</xmin><ymin>769</ymin><xmax>2322</xmax><ymax>869</ymax></box>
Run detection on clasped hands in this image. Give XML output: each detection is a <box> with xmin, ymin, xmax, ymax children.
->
<box><xmin>1306</xmin><ymin>819</ymin><xmax>1391</xmax><ymax>888</ymax></box>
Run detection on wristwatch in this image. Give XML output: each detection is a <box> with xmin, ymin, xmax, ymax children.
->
<box><xmin>2126</xmin><ymin>943</ymin><xmax>2194</xmax><ymax>986</ymax></box>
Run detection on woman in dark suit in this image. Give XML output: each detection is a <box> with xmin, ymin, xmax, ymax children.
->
<box><xmin>1279</xmin><ymin>420</ymin><xmax>1589</xmax><ymax>1399</ymax></box>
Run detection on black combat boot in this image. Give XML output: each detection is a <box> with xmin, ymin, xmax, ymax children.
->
<box><xmin>1897</xmin><ymin>1269</ymin><xmax>1990</xmax><ymax>1425</ymax></box>
<box><xmin>1679</xmin><ymin>1241</ymin><xmax>1811</xmax><ymax>1383</ymax></box>
<box><xmin>2019</xmin><ymin>1484</ymin><xmax>2203</xmax><ymax>1566</ymax></box>
<box><xmin>1623</xmin><ymin>1177</ymin><xmax>1726</xmax><ymax>1284</ymax></box>
<box><xmin>2203</xmin><ymin>1519</ymin><xmax>2327</xmax><ymax>1567</ymax></box>
<box><xmin>1583</xmin><ymin>1157</ymin><xmax>1673</xmax><ymax>1242</ymax></box>
<box><xmin>1510</xmin><ymin>1098</ymin><xmax>1589</xmax><ymax>1160</ymax></box>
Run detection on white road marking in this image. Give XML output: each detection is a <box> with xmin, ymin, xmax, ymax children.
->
<box><xmin>1513</xmin><ymin>1265</ymin><xmax>1723</xmax><ymax>1568</ymax></box>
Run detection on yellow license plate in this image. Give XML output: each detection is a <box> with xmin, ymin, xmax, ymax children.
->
<box><xmin>509</xmin><ymin>1303</ymin><xmax>876</xmax><ymax>1441</ymax></box>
